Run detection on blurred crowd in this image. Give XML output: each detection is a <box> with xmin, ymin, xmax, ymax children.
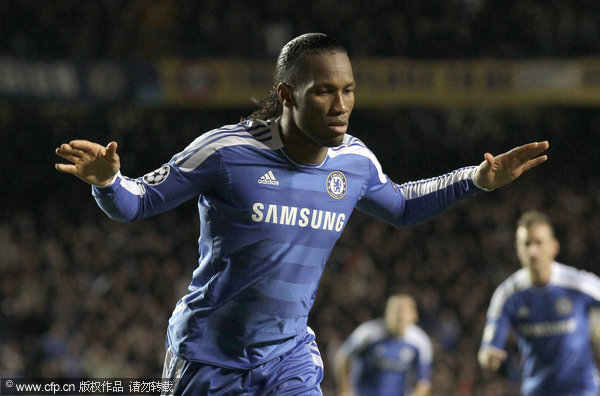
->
<box><xmin>2</xmin><ymin>0</ymin><xmax>600</xmax><ymax>60</ymax></box>
<box><xmin>1</xmin><ymin>104</ymin><xmax>599</xmax><ymax>395</ymax></box>
<box><xmin>2</xmin><ymin>1</ymin><xmax>600</xmax><ymax>395</ymax></box>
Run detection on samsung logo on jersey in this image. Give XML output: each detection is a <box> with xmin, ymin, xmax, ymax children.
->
<box><xmin>251</xmin><ymin>202</ymin><xmax>346</xmax><ymax>232</ymax></box>
<box><xmin>517</xmin><ymin>318</ymin><xmax>577</xmax><ymax>337</ymax></box>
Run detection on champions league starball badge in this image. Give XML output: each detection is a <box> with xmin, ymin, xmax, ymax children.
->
<box><xmin>326</xmin><ymin>171</ymin><xmax>347</xmax><ymax>199</ymax></box>
<box><xmin>143</xmin><ymin>165</ymin><xmax>170</xmax><ymax>186</ymax></box>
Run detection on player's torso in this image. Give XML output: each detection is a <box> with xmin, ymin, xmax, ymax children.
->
<box><xmin>206</xmin><ymin>144</ymin><xmax>370</xmax><ymax>252</ymax></box>
<box><xmin>172</xmin><ymin>139</ymin><xmax>378</xmax><ymax>366</ymax></box>
<box><xmin>355</xmin><ymin>337</ymin><xmax>415</xmax><ymax>396</ymax></box>
<box><xmin>508</xmin><ymin>286</ymin><xmax>587</xmax><ymax>341</ymax></box>
<box><xmin>362</xmin><ymin>337</ymin><xmax>417</xmax><ymax>373</ymax></box>
<box><xmin>507</xmin><ymin>285</ymin><xmax>597</xmax><ymax>395</ymax></box>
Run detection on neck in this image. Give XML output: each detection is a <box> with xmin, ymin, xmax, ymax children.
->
<box><xmin>279</xmin><ymin>116</ymin><xmax>327</xmax><ymax>165</ymax></box>
<box><xmin>387</xmin><ymin>325</ymin><xmax>407</xmax><ymax>338</ymax></box>
<box><xmin>529</xmin><ymin>263</ymin><xmax>552</xmax><ymax>286</ymax></box>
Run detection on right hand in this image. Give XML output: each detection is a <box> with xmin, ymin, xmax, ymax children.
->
<box><xmin>55</xmin><ymin>140</ymin><xmax>120</xmax><ymax>186</ymax></box>
<box><xmin>478</xmin><ymin>346</ymin><xmax>507</xmax><ymax>371</ymax></box>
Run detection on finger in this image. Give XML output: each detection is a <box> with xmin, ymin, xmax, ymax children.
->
<box><xmin>484</xmin><ymin>152</ymin><xmax>501</xmax><ymax>172</ymax></box>
<box><xmin>56</xmin><ymin>144</ymin><xmax>87</xmax><ymax>159</ymax></box>
<box><xmin>55</xmin><ymin>163</ymin><xmax>78</xmax><ymax>174</ymax></box>
<box><xmin>69</xmin><ymin>139</ymin><xmax>102</xmax><ymax>154</ymax></box>
<box><xmin>521</xmin><ymin>155</ymin><xmax>548</xmax><ymax>172</ymax></box>
<box><xmin>105</xmin><ymin>141</ymin><xmax>118</xmax><ymax>160</ymax></box>
<box><xmin>515</xmin><ymin>141</ymin><xmax>550</xmax><ymax>161</ymax></box>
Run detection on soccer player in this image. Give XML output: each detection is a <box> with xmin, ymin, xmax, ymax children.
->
<box><xmin>334</xmin><ymin>294</ymin><xmax>432</xmax><ymax>396</ymax></box>
<box><xmin>478</xmin><ymin>210</ymin><xmax>600</xmax><ymax>396</ymax></box>
<box><xmin>55</xmin><ymin>33</ymin><xmax>549</xmax><ymax>395</ymax></box>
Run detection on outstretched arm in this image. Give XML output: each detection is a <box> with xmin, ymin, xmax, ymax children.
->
<box><xmin>55</xmin><ymin>140</ymin><xmax>120</xmax><ymax>186</ymax></box>
<box><xmin>474</xmin><ymin>141</ymin><xmax>549</xmax><ymax>191</ymax></box>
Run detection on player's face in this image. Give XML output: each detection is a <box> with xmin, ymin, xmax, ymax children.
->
<box><xmin>385</xmin><ymin>296</ymin><xmax>417</xmax><ymax>337</ymax></box>
<box><xmin>515</xmin><ymin>223</ymin><xmax>559</xmax><ymax>271</ymax></box>
<box><xmin>290</xmin><ymin>52</ymin><xmax>355</xmax><ymax>148</ymax></box>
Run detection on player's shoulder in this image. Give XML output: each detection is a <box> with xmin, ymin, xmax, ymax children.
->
<box><xmin>492</xmin><ymin>268</ymin><xmax>531</xmax><ymax>303</ymax></box>
<box><xmin>351</xmin><ymin>318</ymin><xmax>387</xmax><ymax>342</ymax></box>
<box><xmin>213</xmin><ymin>119</ymin><xmax>277</xmax><ymax>144</ymax></box>
<box><xmin>405</xmin><ymin>324</ymin><xmax>432</xmax><ymax>345</ymax></box>
<box><xmin>196</xmin><ymin>119</ymin><xmax>276</xmax><ymax>147</ymax></box>
<box><xmin>552</xmin><ymin>261</ymin><xmax>595</xmax><ymax>279</ymax></box>
<box><xmin>328</xmin><ymin>134</ymin><xmax>385</xmax><ymax>183</ymax></box>
<box><xmin>329</xmin><ymin>134</ymin><xmax>374</xmax><ymax>158</ymax></box>
<box><xmin>171</xmin><ymin>119</ymin><xmax>279</xmax><ymax>169</ymax></box>
<box><xmin>552</xmin><ymin>262</ymin><xmax>600</xmax><ymax>298</ymax></box>
<box><xmin>354</xmin><ymin>318</ymin><xmax>386</xmax><ymax>333</ymax></box>
<box><xmin>404</xmin><ymin>324</ymin><xmax>433</xmax><ymax>360</ymax></box>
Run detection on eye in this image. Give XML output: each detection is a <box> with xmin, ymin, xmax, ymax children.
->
<box><xmin>343</xmin><ymin>88</ymin><xmax>355</xmax><ymax>95</ymax></box>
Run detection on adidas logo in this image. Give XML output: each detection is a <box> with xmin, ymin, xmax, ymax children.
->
<box><xmin>258</xmin><ymin>170</ymin><xmax>279</xmax><ymax>185</ymax></box>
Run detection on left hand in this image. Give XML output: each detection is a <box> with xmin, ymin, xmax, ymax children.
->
<box><xmin>474</xmin><ymin>141</ymin><xmax>549</xmax><ymax>191</ymax></box>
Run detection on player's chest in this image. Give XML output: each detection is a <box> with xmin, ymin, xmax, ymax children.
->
<box><xmin>222</xmin><ymin>161</ymin><xmax>365</xmax><ymax>215</ymax></box>
<box><xmin>510</xmin><ymin>290</ymin><xmax>583</xmax><ymax>336</ymax></box>
<box><xmin>365</xmin><ymin>340</ymin><xmax>416</xmax><ymax>370</ymax></box>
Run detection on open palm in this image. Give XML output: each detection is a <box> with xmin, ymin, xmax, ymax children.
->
<box><xmin>55</xmin><ymin>140</ymin><xmax>121</xmax><ymax>186</ymax></box>
<box><xmin>475</xmin><ymin>141</ymin><xmax>549</xmax><ymax>191</ymax></box>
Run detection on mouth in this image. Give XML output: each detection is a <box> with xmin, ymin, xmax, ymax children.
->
<box><xmin>328</xmin><ymin>125</ymin><xmax>347</xmax><ymax>134</ymax></box>
<box><xmin>328</xmin><ymin>121</ymin><xmax>348</xmax><ymax>134</ymax></box>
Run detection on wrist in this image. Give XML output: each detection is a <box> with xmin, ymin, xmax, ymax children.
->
<box><xmin>473</xmin><ymin>167</ymin><xmax>494</xmax><ymax>192</ymax></box>
<box><xmin>95</xmin><ymin>172</ymin><xmax>120</xmax><ymax>188</ymax></box>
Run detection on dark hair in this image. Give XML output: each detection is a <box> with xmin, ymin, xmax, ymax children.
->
<box><xmin>516</xmin><ymin>210</ymin><xmax>555</xmax><ymax>238</ymax></box>
<box><xmin>242</xmin><ymin>33</ymin><xmax>347</xmax><ymax>121</ymax></box>
<box><xmin>517</xmin><ymin>210</ymin><xmax>552</xmax><ymax>229</ymax></box>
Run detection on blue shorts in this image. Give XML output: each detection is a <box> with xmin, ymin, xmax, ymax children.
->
<box><xmin>161</xmin><ymin>332</ymin><xmax>324</xmax><ymax>396</ymax></box>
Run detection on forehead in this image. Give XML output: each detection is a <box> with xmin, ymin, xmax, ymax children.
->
<box><xmin>300</xmin><ymin>52</ymin><xmax>354</xmax><ymax>85</ymax></box>
<box><xmin>387</xmin><ymin>296</ymin><xmax>414</xmax><ymax>311</ymax></box>
<box><xmin>516</xmin><ymin>223</ymin><xmax>553</xmax><ymax>242</ymax></box>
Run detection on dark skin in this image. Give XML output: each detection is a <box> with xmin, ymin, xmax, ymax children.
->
<box><xmin>278</xmin><ymin>52</ymin><xmax>355</xmax><ymax>165</ymax></box>
<box><xmin>56</xmin><ymin>52</ymin><xmax>549</xmax><ymax>188</ymax></box>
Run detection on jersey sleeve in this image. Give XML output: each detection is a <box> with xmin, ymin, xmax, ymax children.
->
<box><xmin>561</xmin><ymin>264</ymin><xmax>600</xmax><ymax>308</ymax></box>
<box><xmin>481</xmin><ymin>285</ymin><xmax>512</xmax><ymax>350</ymax></box>
<box><xmin>355</xmin><ymin>149</ymin><xmax>482</xmax><ymax>226</ymax></box>
<box><xmin>340</xmin><ymin>320</ymin><xmax>385</xmax><ymax>357</ymax></box>
<box><xmin>414</xmin><ymin>330</ymin><xmax>433</xmax><ymax>382</ymax></box>
<box><xmin>91</xmin><ymin>146</ymin><xmax>221</xmax><ymax>222</ymax></box>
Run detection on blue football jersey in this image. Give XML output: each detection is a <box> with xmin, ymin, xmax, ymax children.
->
<box><xmin>482</xmin><ymin>262</ymin><xmax>600</xmax><ymax>396</ymax></box>
<box><xmin>92</xmin><ymin>118</ymin><xmax>481</xmax><ymax>368</ymax></box>
<box><xmin>340</xmin><ymin>320</ymin><xmax>432</xmax><ymax>396</ymax></box>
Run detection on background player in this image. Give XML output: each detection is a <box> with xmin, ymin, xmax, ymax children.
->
<box><xmin>479</xmin><ymin>210</ymin><xmax>600</xmax><ymax>396</ymax></box>
<box><xmin>55</xmin><ymin>33</ymin><xmax>548</xmax><ymax>395</ymax></box>
<box><xmin>335</xmin><ymin>294</ymin><xmax>432</xmax><ymax>396</ymax></box>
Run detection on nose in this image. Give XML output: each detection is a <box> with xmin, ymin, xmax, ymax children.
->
<box><xmin>331</xmin><ymin>91</ymin><xmax>350</xmax><ymax>114</ymax></box>
<box><xmin>526</xmin><ymin>243</ymin><xmax>539</xmax><ymax>258</ymax></box>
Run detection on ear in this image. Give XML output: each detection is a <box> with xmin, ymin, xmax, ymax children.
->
<box><xmin>553</xmin><ymin>238</ymin><xmax>560</xmax><ymax>257</ymax></box>
<box><xmin>277</xmin><ymin>83</ymin><xmax>295</xmax><ymax>108</ymax></box>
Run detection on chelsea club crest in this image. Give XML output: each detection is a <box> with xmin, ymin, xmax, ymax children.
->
<box><xmin>326</xmin><ymin>171</ymin><xmax>347</xmax><ymax>199</ymax></box>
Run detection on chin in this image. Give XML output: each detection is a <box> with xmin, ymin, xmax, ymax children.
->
<box><xmin>325</xmin><ymin>135</ymin><xmax>345</xmax><ymax>147</ymax></box>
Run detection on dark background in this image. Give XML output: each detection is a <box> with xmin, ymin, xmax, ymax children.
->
<box><xmin>2</xmin><ymin>1</ymin><xmax>600</xmax><ymax>395</ymax></box>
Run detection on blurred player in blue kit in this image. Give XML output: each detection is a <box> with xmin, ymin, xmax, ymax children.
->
<box><xmin>334</xmin><ymin>294</ymin><xmax>432</xmax><ymax>396</ymax></box>
<box><xmin>55</xmin><ymin>33</ymin><xmax>549</xmax><ymax>395</ymax></box>
<box><xmin>479</xmin><ymin>210</ymin><xmax>600</xmax><ymax>396</ymax></box>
